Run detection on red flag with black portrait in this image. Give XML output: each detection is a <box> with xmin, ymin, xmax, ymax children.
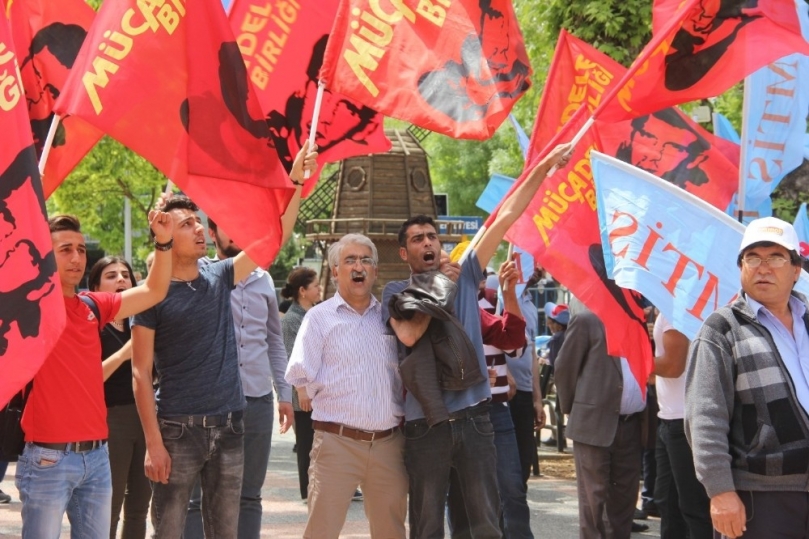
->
<box><xmin>5</xmin><ymin>0</ymin><xmax>103</xmax><ymax>197</ymax></box>
<box><xmin>595</xmin><ymin>0</ymin><xmax>809</xmax><ymax>122</ymax></box>
<box><xmin>228</xmin><ymin>0</ymin><xmax>390</xmax><ymax>197</ymax></box>
<box><xmin>54</xmin><ymin>0</ymin><xmax>294</xmax><ymax>268</ymax></box>
<box><xmin>320</xmin><ymin>0</ymin><xmax>531</xmax><ymax>140</ymax></box>
<box><xmin>0</xmin><ymin>13</ymin><xmax>65</xmax><ymax>406</ymax></box>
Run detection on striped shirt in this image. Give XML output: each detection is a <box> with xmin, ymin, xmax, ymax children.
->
<box><xmin>285</xmin><ymin>292</ymin><xmax>403</xmax><ymax>431</ymax></box>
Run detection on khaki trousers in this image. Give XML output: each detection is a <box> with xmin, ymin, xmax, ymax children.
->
<box><xmin>305</xmin><ymin>429</ymin><xmax>408</xmax><ymax>539</ymax></box>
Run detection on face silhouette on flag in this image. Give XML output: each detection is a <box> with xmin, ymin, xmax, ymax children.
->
<box><xmin>614</xmin><ymin>110</ymin><xmax>710</xmax><ymax>189</ymax></box>
<box><xmin>18</xmin><ymin>22</ymin><xmax>86</xmax><ymax>154</ymax></box>
<box><xmin>265</xmin><ymin>35</ymin><xmax>382</xmax><ymax>174</ymax></box>
<box><xmin>665</xmin><ymin>0</ymin><xmax>760</xmax><ymax>91</ymax></box>
<box><xmin>417</xmin><ymin>0</ymin><xmax>530</xmax><ymax>123</ymax></box>
<box><xmin>0</xmin><ymin>147</ymin><xmax>57</xmax><ymax>357</ymax></box>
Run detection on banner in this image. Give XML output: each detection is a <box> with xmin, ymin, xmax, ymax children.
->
<box><xmin>794</xmin><ymin>202</ymin><xmax>809</xmax><ymax>257</ymax></box>
<box><xmin>595</xmin><ymin>0</ymin><xmax>809</xmax><ymax>122</ymax></box>
<box><xmin>320</xmin><ymin>0</ymin><xmax>532</xmax><ymax>139</ymax></box>
<box><xmin>593</xmin><ymin>151</ymin><xmax>809</xmax><ymax>339</ymax></box>
<box><xmin>6</xmin><ymin>0</ymin><xmax>103</xmax><ymax>197</ymax></box>
<box><xmin>0</xmin><ymin>14</ymin><xmax>65</xmax><ymax>405</ymax></box>
<box><xmin>55</xmin><ymin>0</ymin><xmax>294</xmax><ymax>268</ymax></box>
<box><xmin>228</xmin><ymin>0</ymin><xmax>390</xmax><ymax>195</ymax></box>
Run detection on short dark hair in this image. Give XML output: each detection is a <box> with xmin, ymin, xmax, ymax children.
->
<box><xmin>161</xmin><ymin>195</ymin><xmax>198</xmax><ymax>213</ymax></box>
<box><xmin>48</xmin><ymin>214</ymin><xmax>81</xmax><ymax>234</ymax></box>
<box><xmin>397</xmin><ymin>215</ymin><xmax>436</xmax><ymax>247</ymax></box>
<box><xmin>281</xmin><ymin>267</ymin><xmax>318</xmax><ymax>301</ymax></box>
<box><xmin>88</xmin><ymin>256</ymin><xmax>138</xmax><ymax>291</ymax></box>
<box><xmin>737</xmin><ymin>241</ymin><xmax>803</xmax><ymax>267</ymax></box>
<box><xmin>207</xmin><ymin>216</ymin><xmax>218</xmax><ymax>232</ymax></box>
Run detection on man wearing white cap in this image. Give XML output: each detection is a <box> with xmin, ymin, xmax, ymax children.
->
<box><xmin>685</xmin><ymin>216</ymin><xmax>809</xmax><ymax>539</ymax></box>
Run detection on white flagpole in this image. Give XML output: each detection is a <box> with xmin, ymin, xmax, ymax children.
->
<box><xmin>737</xmin><ymin>77</ymin><xmax>751</xmax><ymax>223</ymax></box>
<box><xmin>38</xmin><ymin>114</ymin><xmax>62</xmax><ymax>176</ymax></box>
<box><xmin>304</xmin><ymin>81</ymin><xmax>326</xmax><ymax>180</ymax></box>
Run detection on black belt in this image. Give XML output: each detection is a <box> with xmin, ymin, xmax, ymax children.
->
<box><xmin>33</xmin><ymin>440</ymin><xmax>106</xmax><ymax>453</ymax></box>
<box><xmin>313</xmin><ymin>420</ymin><xmax>396</xmax><ymax>442</ymax></box>
<box><xmin>448</xmin><ymin>401</ymin><xmax>491</xmax><ymax>421</ymax></box>
<box><xmin>161</xmin><ymin>410</ymin><xmax>243</xmax><ymax>428</ymax></box>
<box><xmin>618</xmin><ymin>412</ymin><xmax>642</xmax><ymax>422</ymax></box>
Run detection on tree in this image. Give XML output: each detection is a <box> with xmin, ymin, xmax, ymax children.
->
<box><xmin>47</xmin><ymin>136</ymin><xmax>168</xmax><ymax>268</ymax></box>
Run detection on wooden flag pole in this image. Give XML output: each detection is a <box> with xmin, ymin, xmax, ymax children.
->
<box><xmin>304</xmin><ymin>81</ymin><xmax>326</xmax><ymax>180</ymax></box>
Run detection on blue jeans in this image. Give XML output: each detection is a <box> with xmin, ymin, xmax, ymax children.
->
<box><xmin>403</xmin><ymin>403</ymin><xmax>501</xmax><ymax>539</ymax></box>
<box><xmin>447</xmin><ymin>403</ymin><xmax>532</xmax><ymax>538</ymax></box>
<box><xmin>15</xmin><ymin>442</ymin><xmax>112</xmax><ymax>539</ymax></box>
<box><xmin>184</xmin><ymin>396</ymin><xmax>272</xmax><ymax>539</ymax></box>
<box><xmin>151</xmin><ymin>415</ymin><xmax>244</xmax><ymax>538</ymax></box>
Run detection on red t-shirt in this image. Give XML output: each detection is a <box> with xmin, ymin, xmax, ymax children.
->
<box><xmin>22</xmin><ymin>291</ymin><xmax>121</xmax><ymax>442</ymax></box>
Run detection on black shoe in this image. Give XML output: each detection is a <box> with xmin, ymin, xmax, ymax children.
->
<box><xmin>351</xmin><ymin>489</ymin><xmax>363</xmax><ymax>502</ymax></box>
<box><xmin>541</xmin><ymin>438</ymin><xmax>558</xmax><ymax>446</ymax></box>
<box><xmin>631</xmin><ymin>521</ymin><xmax>649</xmax><ymax>533</ymax></box>
<box><xmin>634</xmin><ymin>508</ymin><xmax>648</xmax><ymax>520</ymax></box>
<box><xmin>292</xmin><ymin>443</ymin><xmax>297</xmax><ymax>453</ymax></box>
<box><xmin>642</xmin><ymin>504</ymin><xmax>660</xmax><ymax>518</ymax></box>
<box><xmin>0</xmin><ymin>490</ymin><xmax>10</xmax><ymax>504</ymax></box>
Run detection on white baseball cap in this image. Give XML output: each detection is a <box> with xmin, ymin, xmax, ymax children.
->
<box><xmin>739</xmin><ymin>217</ymin><xmax>800</xmax><ymax>255</ymax></box>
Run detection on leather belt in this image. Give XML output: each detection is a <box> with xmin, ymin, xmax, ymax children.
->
<box><xmin>161</xmin><ymin>410</ymin><xmax>243</xmax><ymax>428</ymax></box>
<box><xmin>33</xmin><ymin>440</ymin><xmax>106</xmax><ymax>453</ymax></box>
<box><xmin>313</xmin><ymin>420</ymin><xmax>396</xmax><ymax>442</ymax></box>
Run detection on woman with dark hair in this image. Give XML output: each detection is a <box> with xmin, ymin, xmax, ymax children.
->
<box><xmin>89</xmin><ymin>256</ymin><xmax>150</xmax><ymax>539</ymax></box>
<box><xmin>281</xmin><ymin>267</ymin><xmax>321</xmax><ymax>501</ymax></box>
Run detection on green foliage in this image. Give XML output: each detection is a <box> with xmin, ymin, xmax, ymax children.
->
<box><xmin>47</xmin><ymin>136</ymin><xmax>167</xmax><ymax>266</ymax></box>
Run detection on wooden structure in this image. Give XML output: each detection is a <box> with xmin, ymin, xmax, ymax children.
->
<box><xmin>305</xmin><ymin>128</ymin><xmax>465</xmax><ymax>299</ymax></box>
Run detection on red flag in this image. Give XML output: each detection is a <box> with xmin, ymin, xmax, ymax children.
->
<box><xmin>498</xmin><ymin>31</ymin><xmax>740</xmax><ymax>391</ymax></box>
<box><xmin>6</xmin><ymin>0</ymin><xmax>103</xmax><ymax>197</ymax></box>
<box><xmin>595</xmin><ymin>0</ymin><xmax>809</xmax><ymax>122</ymax></box>
<box><xmin>54</xmin><ymin>0</ymin><xmax>294</xmax><ymax>268</ymax></box>
<box><xmin>228</xmin><ymin>0</ymin><xmax>390</xmax><ymax>197</ymax></box>
<box><xmin>320</xmin><ymin>0</ymin><xmax>531</xmax><ymax>140</ymax></box>
<box><xmin>0</xmin><ymin>13</ymin><xmax>65</xmax><ymax>406</ymax></box>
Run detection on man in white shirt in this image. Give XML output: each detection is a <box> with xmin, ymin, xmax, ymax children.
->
<box><xmin>285</xmin><ymin>234</ymin><xmax>406</xmax><ymax>539</ymax></box>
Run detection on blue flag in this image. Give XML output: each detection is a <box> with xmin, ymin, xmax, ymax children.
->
<box><xmin>742</xmin><ymin>54</ymin><xmax>809</xmax><ymax>207</ymax></box>
<box><xmin>794</xmin><ymin>202</ymin><xmax>809</xmax><ymax>258</ymax></box>
<box><xmin>712</xmin><ymin>112</ymin><xmax>740</xmax><ymax>144</ymax></box>
<box><xmin>592</xmin><ymin>151</ymin><xmax>809</xmax><ymax>339</ymax></box>
<box><xmin>508</xmin><ymin>114</ymin><xmax>531</xmax><ymax>160</ymax></box>
<box><xmin>476</xmin><ymin>173</ymin><xmax>515</xmax><ymax>214</ymax></box>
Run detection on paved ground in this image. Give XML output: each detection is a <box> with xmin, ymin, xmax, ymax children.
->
<box><xmin>0</xmin><ymin>427</ymin><xmax>661</xmax><ymax>538</ymax></box>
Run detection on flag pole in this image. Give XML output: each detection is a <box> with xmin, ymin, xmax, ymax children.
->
<box><xmin>737</xmin><ymin>76</ymin><xmax>751</xmax><ymax>223</ymax></box>
<box><xmin>38</xmin><ymin>114</ymin><xmax>62</xmax><ymax>176</ymax></box>
<box><xmin>304</xmin><ymin>81</ymin><xmax>326</xmax><ymax>180</ymax></box>
<box><xmin>164</xmin><ymin>180</ymin><xmax>174</xmax><ymax>195</ymax></box>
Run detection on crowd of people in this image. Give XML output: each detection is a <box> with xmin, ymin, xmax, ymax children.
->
<box><xmin>3</xmin><ymin>130</ymin><xmax>809</xmax><ymax>539</ymax></box>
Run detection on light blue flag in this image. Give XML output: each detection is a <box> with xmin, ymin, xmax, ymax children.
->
<box><xmin>222</xmin><ymin>0</ymin><xmax>232</xmax><ymax>11</ymax></box>
<box><xmin>794</xmin><ymin>202</ymin><xmax>809</xmax><ymax>257</ymax></box>
<box><xmin>508</xmin><ymin>114</ymin><xmax>531</xmax><ymax>160</ymax></box>
<box><xmin>592</xmin><ymin>151</ymin><xmax>809</xmax><ymax>339</ymax></box>
<box><xmin>725</xmin><ymin>195</ymin><xmax>772</xmax><ymax>225</ymax></box>
<box><xmin>713</xmin><ymin>112</ymin><xmax>740</xmax><ymax>144</ymax></box>
<box><xmin>742</xmin><ymin>54</ymin><xmax>809</xmax><ymax>207</ymax></box>
<box><xmin>476</xmin><ymin>173</ymin><xmax>515</xmax><ymax>214</ymax></box>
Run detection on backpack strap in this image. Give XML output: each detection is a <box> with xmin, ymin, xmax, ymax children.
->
<box><xmin>79</xmin><ymin>294</ymin><xmax>103</xmax><ymax>332</ymax></box>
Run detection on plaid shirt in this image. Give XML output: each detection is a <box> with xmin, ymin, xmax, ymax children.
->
<box><xmin>685</xmin><ymin>291</ymin><xmax>809</xmax><ymax>498</ymax></box>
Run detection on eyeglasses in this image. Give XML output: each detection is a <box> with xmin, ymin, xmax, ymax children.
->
<box><xmin>741</xmin><ymin>256</ymin><xmax>790</xmax><ymax>269</ymax></box>
<box><xmin>341</xmin><ymin>256</ymin><xmax>375</xmax><ymax>268</ymax></box>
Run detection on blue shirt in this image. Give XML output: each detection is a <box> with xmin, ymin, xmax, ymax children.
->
<box><xmin>133</xmin><ymin>259</ymin><xmax>245</xmax><ymax>416</ymax></box>
<box><xmin>748</xmin><ymin>295</ymin><xmax>809</xmax><ymax>415</ymax></box>
<box><xmin>619</xmin><ymin>357</ymin><xmax>646</xmax><ymax>415</ymax></box>
<box><xmin>382</xmin><ymin>250</ymin><xmax>491</xmax><ymax>420</ymax></box>
<box><xmin>507</xmin><ymin>291</ymin><xmax>537</xmax><ymax>392</ymax></box>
